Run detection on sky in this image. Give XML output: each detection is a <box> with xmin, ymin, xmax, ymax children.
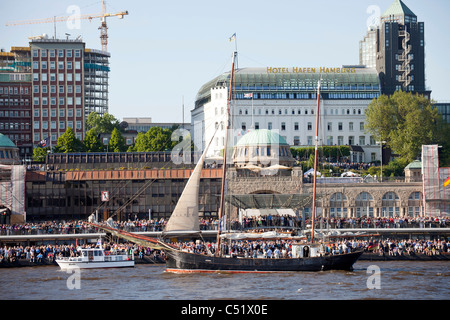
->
<box><xmin>1</xmin><ymin>0</ymin><xmax>449</xmax><ymax>123</ymax></box>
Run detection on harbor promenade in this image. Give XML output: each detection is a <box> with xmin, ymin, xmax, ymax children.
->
<box><xmin>1</xmin><ymin>217</ymin><xmax>449</xmax><ymax>267</ymax></box>
<box><xmin>1</xmin><ymin>216</ymin><xmax>449</xmax><ymax>245</ymax></box>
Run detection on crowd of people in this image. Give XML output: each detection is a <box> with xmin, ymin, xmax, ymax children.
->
<box><xmin>0</xmin><ymin>242</ymin><xmax>164</xmax><ymax>265</ymax></box>
<box><xmin>368</xmin><ymin>238</ymin><xmax>449</xmax><ymax>257</ymax></box>
<box><xmin>326</xmin><ymin>162</ymin><xmax>374</xmax><ymax>172</ymax></box>
<box><xmin>1</xmin><ymin>215</ymin><xmax>449</xmax><ymax>236</ymax></box>
<box><xmin>1</xmin><ymin>215</ymin><xmax>449</xmax><ymax>265</ymax></box>
<box><xmin>1</xmin><ymin>237</ymin><xmax>448</xmax><ymax>265</ymax></box>
<box><xmin>170</xmin><ymin>237</ymin><xmax>450</xmax><ymax>259</ymax></box>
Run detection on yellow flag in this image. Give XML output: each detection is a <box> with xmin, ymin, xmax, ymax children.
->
<box><xmin>445</xmin><ymin>176</ymin><xmax>450</xmax><ymax>187</ymax></box>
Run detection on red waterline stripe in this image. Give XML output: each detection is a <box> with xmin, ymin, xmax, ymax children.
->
<box><xmin>165</xmin><ymin>268</ymin><xmax>279</xmax><ymax>274</ymax></box>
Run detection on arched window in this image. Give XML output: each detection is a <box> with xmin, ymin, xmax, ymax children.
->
<box><xmin>408</xmin><ymin>192</ymin><xmax>423</xmax><ymax>217</ymax></box>
<box><xmin>329</xmin><ymin>192</ymin><xmax>348</xmax><ymax>218</ymax></box>
<box><xmin>355</xmin><ymin>192</ymin><xmax>374</xmax><ymax>217</ymax></box>
<box><xmin>382</xmin><ymin>192</ymin><xmax>400</xmax><ymax>217</ymax></box>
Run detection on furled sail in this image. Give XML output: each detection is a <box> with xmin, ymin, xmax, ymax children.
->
<box><xmin>164</xmin><ymin>133</ymin><xmax>216</xmax><ymax>234</ymax></box>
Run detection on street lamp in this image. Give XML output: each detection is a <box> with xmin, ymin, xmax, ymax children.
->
<box><xmin>376</xmin><ymin>141</ymin><xmax>386</xmax><ymax>182</ymax></box>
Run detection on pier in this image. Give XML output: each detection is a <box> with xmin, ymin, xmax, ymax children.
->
<box><xmin>1</xmin><ymin>228</ymin><xmax>450</xmax><ymax>245</ymax></box>
<box><xmin>1</xmin><ymin>227</ymin><xmax>449</xmax><ymax>268</ymax></box>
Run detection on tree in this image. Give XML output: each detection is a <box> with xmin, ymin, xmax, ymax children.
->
<box><xmin>307</xmin><ymin>154</ymin><xmax>315</xmax><ymax>169</ymax></box>
<box><xmin>83</xmin><ymin>129</ymin><xmax>104</xmax><ymax>152</ymax></box>
<box><xmin>147</xmin><ymin>126</ymin><xmax>174</xmax><ymax>151</ymax></box>
<box><xmin>86</xmin><ymin>112</ymin><xmax>121</xmax><ymax>136</ymax></box>
<box><xmin>54</xmin><ymin>127</ymin><xmax>84</xmax><ymax>153</ymax></box>
<box><xmin>108</xmin><ymin>128</ymin><xmax>126</xmax><ymax>152</ymax></box>
<box><xmin>128</xmin><ymin>126</ymin><xmax>176</xmax><ymax>152</ymax></box>
<box><xmin>32</xmin><ymin>146</ymin><xmax>50</xmax><ymax>162</ymax></box>
<box><xmin>129</xmin><ymin>132</ymin><xmax>149</xmax><ymax>152</ymax></box>
<box><xmin>365</xmin><ymin>91</ymin><xmax>441</xmax><ymax>162</ymax></box>
<box><xmin>384</xmin><ymin>158</ymin><xmax>409</xmax><ymax>177</ymax></box>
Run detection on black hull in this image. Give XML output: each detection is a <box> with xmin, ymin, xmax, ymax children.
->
<box><xmin>165</xmin><ymin>250</ymin><xmax>363</xmax><ymax>273</ymax></box>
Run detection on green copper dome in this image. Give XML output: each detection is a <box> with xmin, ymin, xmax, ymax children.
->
<box><xmin>0</xmin><ymin>134</ymin><xmax>16</xmax><ymax>148</ymax></box>
<box><xmin>236</xmin><ymin>129</ymin><xmax>288</xmax><ymax>147</ymax></box>
<box><xmin>405</xmin><ymin>160</ymin><xmax>421</xmax><ymax>169</ymax></box>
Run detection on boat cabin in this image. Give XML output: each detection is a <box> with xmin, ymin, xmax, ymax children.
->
<box><xmin>81</xmin><ymin>248</ymin><xmax>104</xmax><ymax>261</ymax></box>
<box><xmin>74</xmin><ymin>248</ymin><xmax>131</xmax><ymax>262</ymax></box>
<box><xmin>291</xmin><ymin>244</ymin><xmax>323</xmax><ymax>258</ymax></box>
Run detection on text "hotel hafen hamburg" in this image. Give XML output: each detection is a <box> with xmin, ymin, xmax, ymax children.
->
<box><xmin>266</xmin><ymin>67</ymin><xmax>357</xmax><ymax>74</ymax></box>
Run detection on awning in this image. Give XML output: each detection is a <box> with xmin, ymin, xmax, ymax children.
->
<box><xmin>225</xmin><ymin>193</ymin><xmax>314</xmax><ymax>209</ymax></box>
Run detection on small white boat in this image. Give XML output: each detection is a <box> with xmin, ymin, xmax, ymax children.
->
<box><xmin>56</xmin><ymin>247</ymin><xmax>135</xmax><ymax>270</ymax></box>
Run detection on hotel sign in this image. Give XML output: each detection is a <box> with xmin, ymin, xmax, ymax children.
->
<box><xmin>266</xmin><ymin>67</ymin><xmax>357</xmax><ymax>74</ymax></box>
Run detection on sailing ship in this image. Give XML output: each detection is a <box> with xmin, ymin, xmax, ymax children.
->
<box><xmin>90</xmin><ymin>51</ymin><xmax>363</xmax><ymax>272</ymax></box>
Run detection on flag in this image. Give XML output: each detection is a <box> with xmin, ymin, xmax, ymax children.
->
<box><xmin>229</xmin><ymin>33</ymin><xmax>236</xmax><ymax>42</ymax></box>
<box><xmin>38</xmin><ymin>136</ymin><xmax>51</xmax><ymax>148</ymax></box>
<box><xmin>368</xmin><ymin>243</ymin><xmax>380</xmax><ymax>251</ymax></box>
<box><xmin>244</xmin><ymin>93</ymin><xmax>253</xmax><ymax>98</ymax></box>
<box><xmin>445</xmin><ymin>176</ymin><xmax>450</xmax><ymax>187</ymax></box>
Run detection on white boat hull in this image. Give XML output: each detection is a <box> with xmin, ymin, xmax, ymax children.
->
<box><xmin>56</xmin><ymin>259</ymin><xmax>134</xmax><ymax>270</ymax></box>
<box><xmin>55</xmin><ymin>247</ymin><xmax>135</xmax><ymax>270</ymax></box>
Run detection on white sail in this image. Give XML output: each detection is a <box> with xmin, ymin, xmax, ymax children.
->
<box><xmin>164</xmin><ymin>133</ymin><xmax>215</xmax><ymax>234</ymax></box>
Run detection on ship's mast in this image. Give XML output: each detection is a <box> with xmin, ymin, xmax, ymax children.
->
<box><xmin>216</xmin><ymin>51</ymin><xmax>237</xmax><ymax>256</ymax></box>
<box><xmin>310</xmin><ymin>80</ymin><xmax>321</xmax><ymax>243</ymax></box>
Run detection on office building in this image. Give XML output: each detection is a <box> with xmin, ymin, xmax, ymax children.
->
<box><xmin>359</xmin><ymin>27</ymin><xmax>377</xmax><ymax>69</ymax></box>
<box><xmin>30</xmin><ymin>38</ymin><xmax>86</xmax><ymax>144</ymax></box>
<box><xmin>0</xmin><ymin>47</ymin><xmax>33</xmax><ymax>158</ymax></box>
<box><xmin>84</xmin><ymin>48</ymin><xmax>110</xmax><ymax>116</ymax></box>
<box><xmin>191</xmin><ymin>66</ymin><xmax>382</xmax><ymax>162</ymax></box>
<box><xmin>360</xmin><ymin>0</ymin><xmax>429</xmax><ymax>96</ymax></box>
<box><xmin>434</xmin><ymin>102</ymin><xmax>450</xmax><ymax>124</ymax></box>
<box><xmin>0</xmin><ymin>37</ymin><xmax>111</xmax><ymax>155</ymax></box>
<box><xmin>122</xmin><ymin>117</ymin><xmax>192</xmax><ymax>133</ymax></box>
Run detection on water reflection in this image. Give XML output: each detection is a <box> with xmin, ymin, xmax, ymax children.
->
<box><xmin>1</xmin><ymin>261</ymin><xmax>449</xmax><ymax>300</ymax></box>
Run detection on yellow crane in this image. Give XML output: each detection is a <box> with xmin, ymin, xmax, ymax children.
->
<box><xmin>5</xmin><ymin>0</ymin><xmax>128</xmax><ymax>52</ymax></box>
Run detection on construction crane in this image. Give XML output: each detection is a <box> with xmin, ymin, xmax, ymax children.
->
<box><xmin>5</xmin><ymin>0</ymin><xmax>128</xmax><ymax>52</ymax></box>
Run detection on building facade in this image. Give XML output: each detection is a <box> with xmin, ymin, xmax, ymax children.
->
<box><xmin>434</xmin><ymin>102</ymin><xmax>450</xmax><ymax>124</ymax></box>
<box><xmin>21</xmin><ymin>143</ymin><xmax>446</xmax><ymax>223</ymax></box>
<box><xmin>30</xmin><ymin>39</ymin><xmax>86</xmax><ymax>145</ymax></box>
<box><xmin>360</xmin><ymin>0</ymin><xmax>429</xmax><ymax>96</ymax></box>
<box><xmin>0</xmin><ymin>37</ymin><xmax>111</xmax><ymax>158</ymax></box>
<box><xmin>359</xmin><ymin>27</ymin><xmax>377</xmax><ymax>69</ymax></box>
<box><xmin>122</xmin><ymin>117</ymin><xmax>192</xmax><ymax>133</ymax></box>
<box><xmin>84</xmin><ymin>48</ymin><xmax>110</xmax><ymax>117</ymax></box>
<box><xmin>0</xmin><ymin>72</ymin><xmax>32</xmax><ymax>159</ymax></box>
<box><xmin>26</xmin><ymin>153</ymin><xmax>221</xmax><ymax>222</ymax></box>
<box><xmin>0</xmin><ymin>47</ymin><xmax>33</xmax><ymax>158</ymax></box>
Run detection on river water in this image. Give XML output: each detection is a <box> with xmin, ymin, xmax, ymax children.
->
<box><xmin>1</xmin><ymin>261</ymin><xmax>449</xmax><ymax>300</ymax></box>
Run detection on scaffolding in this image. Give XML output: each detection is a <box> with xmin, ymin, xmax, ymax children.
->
<box><xmin>84</xmin><ymin>49</ymin><xmax>110</xmax><ymax>117</ymax></box>
<box><xmin>0</xmin><ymin>164</ymin><xmax>26</xmax><ymax>223</ymax></box>
<box><xmin>422</xmin><ymin>145</ymin><xmax>450</xmax><ymax>216</ymax></box>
